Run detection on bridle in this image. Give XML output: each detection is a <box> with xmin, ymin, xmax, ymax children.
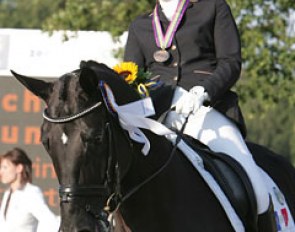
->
<box><xmin>43</xmin><ymin>100</ymin><xmax>116</xmax><ymax>229</ymax></box>
<box><xmin>43</xmin><ymin>97</ymin><xmax>126</xmax><ymax>207</ymax></box>
<box><xmin>43</xmin><ymin>83</ymin><xmax>184</xmax><ymax>231</ymax></box>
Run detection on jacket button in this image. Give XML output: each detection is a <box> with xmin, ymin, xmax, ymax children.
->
<box><xmin>172</xmin><ymin>62</ymin><xmax>178</xmax><ymax>67</ymax></box>
<box><xmin>171</xmin><ymin>45</ymin><xmax>177</xmax><ymax>50</ymax></box>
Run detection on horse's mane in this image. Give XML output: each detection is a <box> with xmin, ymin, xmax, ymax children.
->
<box><xmin>59</xmin><ymin>73</ymin><xmax>74</xmax><ymax>102</ymax></box>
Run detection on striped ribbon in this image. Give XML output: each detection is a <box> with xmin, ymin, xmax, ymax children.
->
<box><xmin>152</xmin><ymin>0</ymin><xmax>190</xmax><ymax>49</ymax></box>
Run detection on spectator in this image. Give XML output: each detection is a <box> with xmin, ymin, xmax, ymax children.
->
<box><xmin>0</xmin><ymin>147</ymin><xmax>59</xmax><ymax>232</ymax></box>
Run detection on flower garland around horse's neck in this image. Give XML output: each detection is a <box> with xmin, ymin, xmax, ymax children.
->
<box><xmin>113</xmin><ymin>62</ymin><xmax>160</xmax><ymax>98</ymax></box>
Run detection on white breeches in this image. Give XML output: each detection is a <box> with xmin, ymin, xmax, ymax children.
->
<box><xmin>164</xmin><ymin>87</ymin><xmax>270</xmax><ymax>214</ymax></box>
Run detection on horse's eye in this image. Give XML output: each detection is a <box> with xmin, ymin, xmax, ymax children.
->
<box><xmin>94</xmin><ymin>135</ymin><xmax>103</xmax><ymax>143</ymax></box>
<box><xmin>81</xmin><ymin>133</ymin><xmax>103</xmax><ymax>144</ymax></box>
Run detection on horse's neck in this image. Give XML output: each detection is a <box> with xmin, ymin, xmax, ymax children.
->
<box><xmin>119</xmin><ymin>136</ymin><xmax>235</xmax><ymax>231</ymax></box>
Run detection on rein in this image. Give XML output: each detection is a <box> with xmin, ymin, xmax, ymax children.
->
<box><xmin>104</xmin><ymin>112</ymin><xmax>192</xmax><ymax>214</ymax></box>
<box><xmin>117</xmin><ymin>130</ymin><xmax>182</xmax><ymax>206</ymax></box>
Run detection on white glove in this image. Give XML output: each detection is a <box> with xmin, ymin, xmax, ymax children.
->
<box><xmin>175</xmin><ymin>86</ymin><xmax>209</xmax><ymax>116</ymax></box>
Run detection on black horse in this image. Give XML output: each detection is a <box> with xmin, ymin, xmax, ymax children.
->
<box><xmin>11</xmin><ymin>61</ymin><xmax>295</xmax><ymax>232</ymax></box>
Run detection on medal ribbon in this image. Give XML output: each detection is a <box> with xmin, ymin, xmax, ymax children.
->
<box><xmin>152</xmin><ymin>0</ymin><xmax>189</xmax><ymax>50</ymax></box>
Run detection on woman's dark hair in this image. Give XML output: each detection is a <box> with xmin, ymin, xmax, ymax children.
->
<box><xmin>1</xmin><ymin>147</ymin><xmax>32</xmax><ymax>184</ymax></box>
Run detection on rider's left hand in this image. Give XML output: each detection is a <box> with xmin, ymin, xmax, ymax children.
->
<box><xmin>175</xmin><ymin>86</ymin><xmax>210</xmax><ymax>116</ymax></box>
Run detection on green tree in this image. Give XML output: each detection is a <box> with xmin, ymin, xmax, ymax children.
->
<box><xmin>227</xmin><ymin>0</ymin><xmax>295</xmax><ymax>163</ymax></box>
<box><xmin>43</xmin><ymin>0</ymin><xmax>154</xmax><ymax>37</ymax></box>
<box><xmin>0</xmin><ymin>0</ymin><xmax>64</xmax><ymax>28</ymax></box>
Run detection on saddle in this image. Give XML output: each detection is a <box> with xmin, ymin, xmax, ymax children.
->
<box><xmin>183</xmin><ymin>136</ymin><xmax>258</xmax><ymax>232</ymax></box>
<box><xmin>149</xmin><ymin>86</ymin><xmax>258</xmax><ymax>231</ymax></box>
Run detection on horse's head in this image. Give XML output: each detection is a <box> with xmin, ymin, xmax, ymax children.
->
<box><xmin>11</xmin><ymin>61</ymin><xmax>141</xmax><ymax>232</ymax></box>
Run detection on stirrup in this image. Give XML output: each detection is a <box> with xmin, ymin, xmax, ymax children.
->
<box><xmin>257</xmin><ymin>198</ymin><xmax>277</xmax><ymax>232</ymax></box>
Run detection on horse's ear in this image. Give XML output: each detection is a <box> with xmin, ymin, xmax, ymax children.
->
<box><xmin>79</xmin><ymin>67</ymin><xmax>99</xmax><ymax>95</ymax></box>
<box><xmin>10</xmin><ymin>70</ymin><xmax>53</xmax><ymax>102</ymax></box>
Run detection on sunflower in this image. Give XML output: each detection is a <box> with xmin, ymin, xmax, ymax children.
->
<box><xmin>113</xmin><ymin>62</ymin><xmax>159</xmax><ymax>98</ymax></box>
<box><xmin>113</xmin><ymin>62</ymin><xmax>138</xmax><ymax>84</ymax></box>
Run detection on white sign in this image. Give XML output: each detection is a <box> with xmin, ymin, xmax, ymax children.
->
<box><xmin>0</xmin><ymin>29</ymin><xmax>127</xmax><ymax>77</ymax></box>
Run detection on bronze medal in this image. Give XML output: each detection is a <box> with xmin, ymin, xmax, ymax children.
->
<box><xmin>153</xmin><ymin>50</ymin><xmax>170</xmax><ymax>63</ymax></box>
<box><xmin>152</xmin><ymin>0</ymin><xmax>189</xmax><ymax>63</ymax></box>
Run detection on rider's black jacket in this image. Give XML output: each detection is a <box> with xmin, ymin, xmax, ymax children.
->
<box><xmin>124</xmin><ymin>0</ymin><xmax>246</xmax><ymax>137</ymax></box>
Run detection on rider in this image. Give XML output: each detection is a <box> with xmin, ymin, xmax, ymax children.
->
<box><xmin>124</xmin><ymin>0</ymin><xmax>276</xmax><ymax>230</ymax></box>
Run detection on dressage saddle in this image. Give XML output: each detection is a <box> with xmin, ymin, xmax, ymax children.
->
<box><xmin>149</xmin><ymin>85</ymin><xmax>258</xmax><ymax>231</ymax></box>
<box><xmin>184</xmin><ymin>136</ymin><xmax>258</xmax><ymax>232</ymax></box>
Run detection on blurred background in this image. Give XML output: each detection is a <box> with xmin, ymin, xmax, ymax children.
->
<box><xmin>0</xmin><ymin>0</ymin><xmax>294</xmax><ymax>216</ymax></box>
